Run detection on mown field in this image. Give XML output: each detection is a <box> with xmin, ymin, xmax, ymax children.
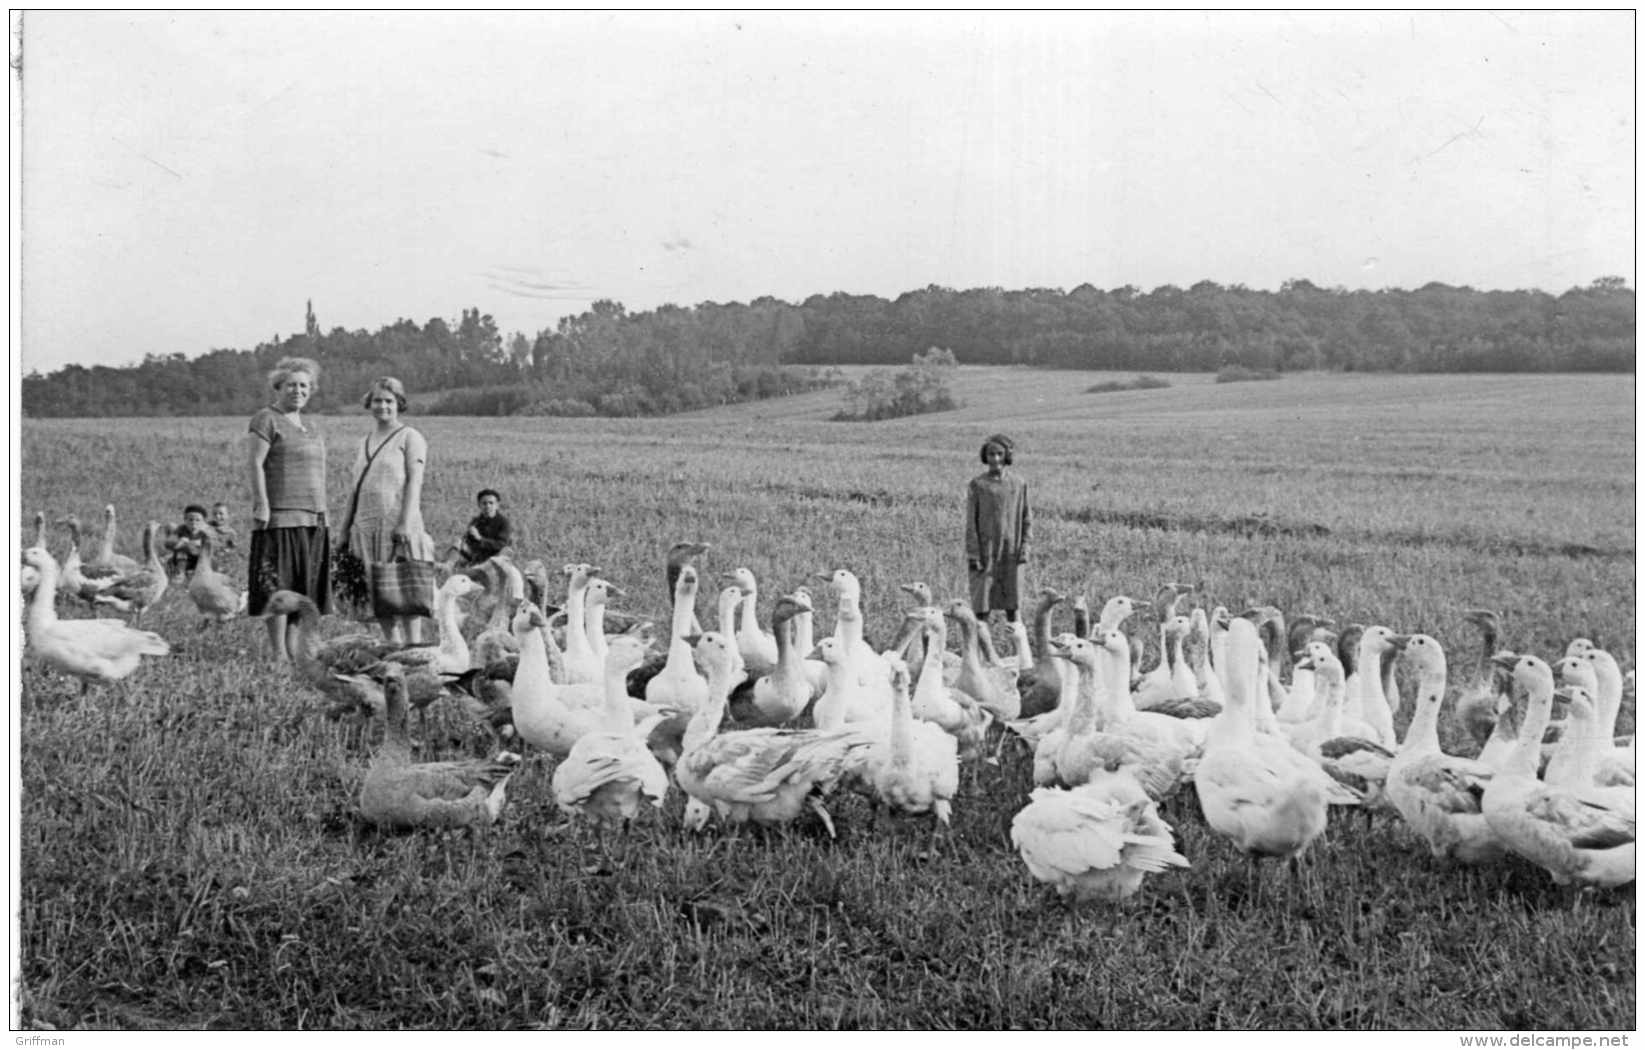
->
<box><xmin>14</xmin><ymin>368</ymin><xmax>1637</xmax><ymax>1030</ymax></box>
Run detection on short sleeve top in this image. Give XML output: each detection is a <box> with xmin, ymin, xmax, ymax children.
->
<box><xmin>249</xmin><ymin>407</ymin><xmax>328</xmax><ymax>528</ymax></box>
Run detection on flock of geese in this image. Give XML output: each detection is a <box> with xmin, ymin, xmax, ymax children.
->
<box><xmin>18</xmin><ymin>512</ymin><xmax>1638</xmax><ymax>905</ymax></box>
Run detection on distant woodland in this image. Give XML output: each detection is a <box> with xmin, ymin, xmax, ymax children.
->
<box><xmin>20</xmin><ymin>278</ymin><xmax>1634</xmax><ymax>418</ymax></box>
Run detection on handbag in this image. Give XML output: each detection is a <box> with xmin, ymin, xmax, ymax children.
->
<box><xmin>370</xmin><ymin>537</ymin><xmax>436</xmax><ymax>619</ymax></box>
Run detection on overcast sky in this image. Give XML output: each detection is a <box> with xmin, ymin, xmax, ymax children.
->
<box><xmin>14</xmin><ymin>10</ymin><xmax>1635</xmax><ymax>375</ymax></box>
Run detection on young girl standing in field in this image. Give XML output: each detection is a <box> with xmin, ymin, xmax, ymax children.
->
<box><xmin>966</xmin><ymin>433</ymin><xmax>1030</xmax><ymax>664</ymax></box>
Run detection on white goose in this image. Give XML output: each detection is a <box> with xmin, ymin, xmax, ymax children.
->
<box><xmin>1011</xmin><ymin>771</ymin><xmax>1190</xmax><ymax>903</ymax></box>
<box><xmin>1549</xmin><ymin>654</ymin><xmax>1635</xmax><ymax>794</ymax></box>
<box><xmin>1194</xmin><ymin>618</ymin><xmax>1361</xmax><ymax>873</ymax></box>
<box><xmin>904</xmin><ymin>607</ymin><xmax>991</xmax><ymax>762</ymax></box>
<box><xmin>400</xmin><ymin>574</ymin><xmax>479</xmax><ymax>675</ymax></box>
<box><xmin>1132</xmin><ymin>583</ymin><xmax>1194</xmax><ymax>709</ymax></box>
<box><xmin>1574</xmin><ymin>647</ymin><xmax>1635</xmax><ymax>783</ymax></box>
<box><xmin>726</xmin><ymin>567</ymin><xmax>779</xmax><ymax>679</ymax></box>
<box><xmin>676</xmin><ymin>631</ymin><xmax>873</xmax><ymax>837</ymax></box>
<box><xmin>56</xmin><ymin>515</ymin><xmax>121</xmax><ymax>606</ymax></box>
<box><xmin>22</xmin><ymin>546</ymin><xmax>170</xmax><ymax>691</ymax></box>
<box><xmin>1383</xmin><ymin>633</ymin><xmax>1503</xmax><ymax>864</ymax></box>
<box><xmin>1350</xmin><ymin>625</ymin><xmax>1404</xmax><ymax>748</ymax></box>
<box><xmin>1543</xmin><ymin>685</ymin><xmax>1635</xmax><ymax>821</ymax></box>
<box><xmin>1482</xmin><ymin>654</ymin><xmax>1634</xmax><ymax>888</ymax></box>
<box><xmin>713</xmin><ymin>583</ymin><xmax>749</xmax><ymax>688</ymax></box>
<box><xmin>1091</xmin><ymin>627</ymin><xmax>1207</xmax><ymax>754</ymax></box>
<box><xmin>511</xmin><ymin>602</ymin><xmax>634</xmax><ymax>759</ymax></box>
<box><xmin>557</xmin><ymin>563</ymin><xmax>604</xmax><ymax>685</ymax></box>
<box><xmin>550</xmin><ymin>635</ymin><xmax>671</xmax><ymax>828</ymax></box>
<box><xmin>644</xmin><ymin>565</ymin><xmax>711</xmax><ymax>717</ymax></box>
<box><xmin>869</xmin><ymin>654</ymin><xmax>959</xmax><ymax>827</ymax></box>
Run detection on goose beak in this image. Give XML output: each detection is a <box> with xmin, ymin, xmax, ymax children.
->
<box><xmin>1490</xmin><ymin>652</ymin><xmax>1520</xmax><ymax>671</ymax></box>
<box><xmin>1386</xmin><ymin>634</ymin><xmax>1412</xmax><ymax>651</ymax></box>
<box><xmin>681</xmin><ymin>633</ymin><xmax>703</xmax><ymax>647</ymax></box>
<box><xmin>1294</xmin><ymin>656</ymin><xmax>1315</xmax><ymax>671</ymax></box>
<box><xmin>605</xmin><ymin>585</ymin><xmax>626</xmax><ymax>600</ymax></box>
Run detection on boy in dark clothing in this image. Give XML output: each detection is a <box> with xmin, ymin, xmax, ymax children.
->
<box><xmin>164</xmin><ymin>504</ymin><xmax>213</xmax><ymax>577</ymax></box>
<box><xmin>445</xmin><ymin>488</ymin><xmax>513</xmax><ymax>570</ymax></box>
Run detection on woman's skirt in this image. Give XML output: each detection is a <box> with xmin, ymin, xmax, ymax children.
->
<box><xmin>248</xmin><ymin>525</ymin><xmax>332</xmax><ymax>617</ymax></box>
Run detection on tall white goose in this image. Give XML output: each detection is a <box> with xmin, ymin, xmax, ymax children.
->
<box><xmin>1482</xmin><ymin>654</ymin><xmax>1634</xmax><ymax>888</ymax></box>
<box><xmin>726</xmin><ymin>567</ymin><xmax>779</xmax><ymax>679</ymax></box>
<box><xmin>550</xmin><ymin>635</ymin><xmax>671</xmax><ymax>828</ymax></box>
<box><xmin>558</xmin><ymin>563</ymin><xmax>604</xmax><ymax>685</ymax></box>
<box><xmin>1277</xmin><ymin>614</ymin><xmax>1335</xmax><ymax>723</ymax></box>
<box><xmin>1577</xmin><ymin>647</ymin><xmax>1635</xmax><ymax>772</ymax></box>
<box><xmin>1544</xmin><ymin>685</ymin><xmax>1635</xmax><ymax>821</ymax></box>
<box><xmin>1383</xmin><ymin>633</ymin><xmax>1503</xmax><ymax>863</ymax></box>
<box><xmin>1550</xmin><ymin>655</ymin><xmax>1634</xmax><ymax>791</ymax></box>
<box><xmin>644</xmin><ymin>565</ymin><xmax>711</xmax><ymax>717</ymax></box>
<box><xmin>1011</xmin><ymin>771</ymin><xmax>1190</xmax><ymax>903</ymax></box>
<box><xmin>870</xmin><ymin>654</ymin><xmax>959</xmax><ymax>827</ymax></box>
<box><xmin>22</xmin><ymin>546</ymin><xmax>170</xmax><ymax>691</ymax></box>
<box><xmin>1194</xmin><ymin>618</ymin><xmax>1361</xmax><ymax>876</ymax></box>
<box><xmin>427</xmin><ymin>573</ymin><xmax>484</xmax><ymax>673</ymax></box>
<box><xmin>1132</xmin><ymin>583</ymin><xmax>1194</xmax><ymax>709</ymax></box>
<box><xmin>359</xmin><ymin>667</ymin><xmax>521</xmax><ymax>830</ymax></box>
<box><xmin>1092</xmin><ymin>627</ymin><xmax>1208</xmax><ymax>753</ymax></box>
<box><xmin>511</xmin><ymin>602</ymin><xmax>628</xmax><ymax>759</ymax></box>
<box><xmin>1351</xmin><ymin>625</ymin><xmax>1403</xmax><ymax>748</ymax></box>
<box><xmin>713</xmin><ymin>583</ymin><xmax>749</xmax><ymax>688</ymax></box>
<box><xmin>817</xmin><ymin>568</ymin><xmax>891</xmax><ymax>694</ymax></box>
<box><xmin>904</xmin><ymin>608</ymin><xmax>991</xmax><ymax>762</ymax></box>
<box><xmin>676</xmin><ymin>632</ymin><xmax>873</xmax><ymax>837</ymax></box>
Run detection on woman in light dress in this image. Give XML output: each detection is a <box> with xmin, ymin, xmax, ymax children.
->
<box><xmin>335</xmin><ymin>376</ymin><xmax>435</xmax><ymax>644</ymax></box>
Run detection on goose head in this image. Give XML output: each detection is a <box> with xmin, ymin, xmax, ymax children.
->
<box><xmin>1097</xmin><ymin>594</ymin><xmax>1139</xmax><ymax>630</ymax></box>
<box><xmin>1552</xmin><ymin>654</ymin><xmax>1599</xmax><ymax>695</ymax></box>
<box><xmin>511</xmin><ymin>600</ymin><xmax>550</xmax><ymax>635</ymax></box>
<box><xmin>900</xmin><ymin>581</ymin><xmax>935</xmax><ymax>606</ymax></box>
<box><xmin>1047</xmin><ymin>631</ymin><xmax>1099</xmax><ymax>671</ymax></box>
<box><xmin>807</xmin><ymin>637</ymin><xmax>848</xmax><ymax>667</ymax></box>
<box><xmin>1393</xmin><ymin>632</ymin><xmax>1441</xmax><ymax>678</ymax></box>
<box><xmin>1564</xmin><ymin>637</ymin><xmax>1597</xmax><ymax>660</ymax></box>
<box><xmin>815</xmin><ymin>569</ymin><xmax>861</xmax><ymax>601</ymax></box>
<box><xmin>723</xmin><ymin>567</ymin><xmax>759</xmax><ymax>596</ymax></box>
<box><xmin>1552</xmin><ymin>685</ymin><xmax>1598</xmax><ymax>729</ymax></box>
<box><xmin>674</xmin><ymin>565</ymin><xmax>701</xmax><ymax>601</ymax></box>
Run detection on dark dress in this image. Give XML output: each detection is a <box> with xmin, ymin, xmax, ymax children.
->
<box><xmin>248</xmin><ymin>407</ymin><xmax>331</xmax><ymax>616</ymax></box>
<box><xmin>966</xmin><ymin>470</ymin><xmax>1030</xmax><ymax>613</ymax></box>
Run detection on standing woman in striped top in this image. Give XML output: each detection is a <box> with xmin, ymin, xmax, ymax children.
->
<box><xmin>246</xmin><ymin>356</ymin><xmax>332</xmax><ymax>662</ymax></box>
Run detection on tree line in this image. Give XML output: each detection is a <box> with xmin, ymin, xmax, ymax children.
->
<box><xmin>20</xmin><ymin>278</ymin><xmax>1634</xmax><ymax>418</ymax></box>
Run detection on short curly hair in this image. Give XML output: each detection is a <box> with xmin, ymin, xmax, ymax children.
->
<box><xmin>979</xmin><ymin>433</ymin><xmax>1015</xmax><ymax>465</ymax></box>
<box><xmin>361</xmin><ymin>376</ymin><xmax>409</xmax><ymax>413</ymax></box>
<box><xmin>268</xmin><ymin>356</ymin><xmax>320</xmax><ymax>391</ymax></box>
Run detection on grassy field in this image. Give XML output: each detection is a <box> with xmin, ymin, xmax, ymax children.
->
<box><xmin>14</xmin><ymin>368</ymin><xmax>1637</xmax><ymax>1030</ymax></box>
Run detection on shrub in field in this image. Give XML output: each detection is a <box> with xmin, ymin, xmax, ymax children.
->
<box><xmin>519</xmin><ymin>397</ymin><xmax>598</xmax><ymax>417</ymax></box>
<box><xmin>1216</xmin><ymin>365</ymin><xmax>1282</xmax><ymax>384</ymax></box>
<box><xmin>424</xmin><ymin>385</ymin><xmax>539</xmax><ymax>416</ymax></box>
<box><xmin>832</xmin><ymin>347</ymin><xmax>960</xmax><ymax>421</ymax></box>
<box><xmin>1086</xmin><ymin>374</ymin><xmax>1172</xmax><ymax>394</ymax></box>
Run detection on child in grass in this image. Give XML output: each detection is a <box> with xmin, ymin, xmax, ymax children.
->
<box><xmin>965</xmin><ymin>433</ymin><xmax>1030</xmax><ymax>664</ymax></box>
<box><xmin>163</xmin><ymin>504</ymin><xmax>213</xmax><ymax>577</ymax></box>
<box><xmin>444</xmin><ymin>488</ymin><xmax>514</xmax><ymax>570</ymax></box>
